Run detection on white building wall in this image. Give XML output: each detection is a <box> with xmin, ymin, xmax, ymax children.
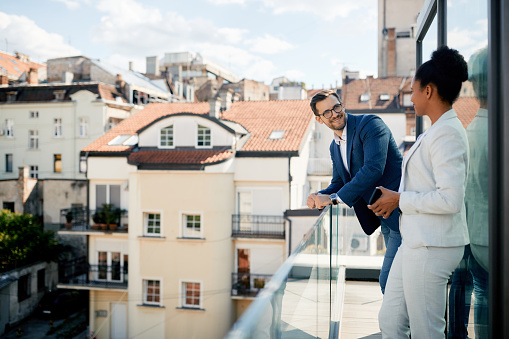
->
<box><xmin>138</xmin><ymin>116</ymin><xmax>235</xmax><ymax>148</ymax></box>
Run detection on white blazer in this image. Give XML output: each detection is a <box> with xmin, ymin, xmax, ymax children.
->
<box><xmin>399</xmin><ymin>109</ymin><xmax>470</xmax><ymax>248</ymax></box>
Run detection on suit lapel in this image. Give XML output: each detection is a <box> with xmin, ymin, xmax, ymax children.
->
<box><xmin>346</xmin><ymin>114</ymin><xmax>356</xmax><ymax>173</ymax></box>
<box><xmin>335</xmin><ymin>143</ymin><xmax>351</xmax><ymax>182</ymax></box>
<box><xmin>400</xmin><ymin>132</ymin><xmax>425</xmax><ymax>190</ymax></box>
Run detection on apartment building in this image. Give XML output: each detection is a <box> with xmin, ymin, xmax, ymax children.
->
<box><xmin>57</xmin><ymin>97</ymin><xmax>316</xmax><ymax>338</ymax></box>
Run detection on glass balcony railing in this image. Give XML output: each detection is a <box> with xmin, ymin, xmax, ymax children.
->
<box><xmin>227</xmin><ymin>203</ymin><xmax>386</xmax><ymax>338</ymax></box>
<box><xmin>231</xmin><ymin>214</ymin><xmax>285</xmax><ymax>239</ymax></box>
<box><xmin>226</xmin><ymin>205</ymin><xmax>342</xmax><ymax>338</ymax></box>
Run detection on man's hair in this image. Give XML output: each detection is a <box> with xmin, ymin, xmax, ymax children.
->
<box><xmin>310</xmin><ymin>90</ymin><xmax>341</xmax><ymax>115</ymax></box>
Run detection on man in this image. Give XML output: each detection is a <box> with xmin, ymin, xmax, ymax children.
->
<box><xmin>307</xmin><ymin>89</ymin><xmax>402</xmax><ymax>293</ymax></box>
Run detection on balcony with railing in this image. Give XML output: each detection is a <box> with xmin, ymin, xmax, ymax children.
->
<box><xmin>231</xmin><ymin>214</ymin><xmax>285</xmax><ymax>239</ymax></box>
<box><xmin>59</xmin><ymin>206</ymin><xmax>128</xmax><ymax>233</ymax></box>
<box><xmin>307</xmin><ymin>157</ymin><xmax>333</xmax><ymax>176</ymax></box>
<box><xmin>226</xmin><ymin>204</ymin><xmax>387</xmax><ymax>338</ymax></box>
<box><xmin>58</xmin><ymin>256</ymin><xmax>128</xmax><ymax>290</ymax></box>
<box><xmin>231</xmin><ymin>273</ymin><xmax>272</xmax><ymax>298</ymax></box>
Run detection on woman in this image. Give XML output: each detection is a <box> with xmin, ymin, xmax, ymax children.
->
<box><xmin>369</xmin><ymin>46</ymin><xmax>470</xmax><ymax>338</ymax></box>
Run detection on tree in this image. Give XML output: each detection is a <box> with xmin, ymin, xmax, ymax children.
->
<box><xmin>0</xmin><ymin>209</ymin><xmax>62</xmax><ymax>272</ymax></box>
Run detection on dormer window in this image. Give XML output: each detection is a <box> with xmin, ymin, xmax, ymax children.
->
<box><xmin>160</xmin><ymin>125</ymin><xmax>174</xmax><ymax>148</ymax></box>
<box><xmin>360</xmin><ymin>94</ymin><xmax>370</xmax><ymax>102</ymax></box>
<box><xmin>54</xmin><ymin>90</ymin><xmax>66</xmax><ymax>101</ymax></box>
<box><xmin>197</xmin><ymin>125</ymin><xmax>211</xmax><ymax>148</ymax></box>
<box><xmin>379</xmin><ymin>94</ymin><xmax>390</xmax><ymax>101</ymax></box>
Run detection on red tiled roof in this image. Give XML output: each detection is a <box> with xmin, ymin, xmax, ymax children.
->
<box><xmin>83</xmin><ymin>100</ymin><xmax>313</xmax><ymax>156</ymax></box>
<box><xmin>0</xmin><ymin>51</ymin><xmax>45</xmax><ymax>79</ymax></box>
<box><xmin>221</xmin><ymin>100</ymin><xmax>312</xmax><ymax>152</ymax></box>
<box><xmin>343</xmin><ymin>77</ymin><xmax>407</xmax><ymax>110</ymax></box>
<box><xmin>453</xmin><ymin>97</ymin><xmax>480</xmax><ymax>128</ymax></box>
<box><xmin>128</xmin><ymin>150</ymin><xmax>233</xmax><ymax>165</ymax></box>
<box><xmin>82</xmin><ymin>102</ymin><xmax>210</xmax><ymax>153</ymax></box>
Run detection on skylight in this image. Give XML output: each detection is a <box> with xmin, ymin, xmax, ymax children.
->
<box><xmin>379</xmin><ymin>94</ymin><xmax>390</xmax><ymax>101</ymax></box>
<box><xmin>360</xmin><ymin>94</ymin><xmax>370</xmax><ymax>102</ymax></box>
<box><xmin>269</xmin><ymin>130</ymin><xmax>285</xmax><ymax>139</ymax></box>
<box><xmin>108</xmin><ymin>135</ymin><xmax>133</xmax><ymax>146</ymax></box>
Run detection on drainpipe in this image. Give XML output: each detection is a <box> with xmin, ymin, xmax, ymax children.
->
<box><xmin>286</xmin><ymin>156</ymin><xmax>293</xmax><ymax>257</ymax></box>
<box><xmin>284</xmin><ymin>212</ymin><xmax>292</xmax><ymax>258</ymax></box>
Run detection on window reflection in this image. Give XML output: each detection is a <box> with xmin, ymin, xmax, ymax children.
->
<box><xmin>447</xmin><ymin>1</ymin><xmax>489</xmax><ymax>337</ymax></box>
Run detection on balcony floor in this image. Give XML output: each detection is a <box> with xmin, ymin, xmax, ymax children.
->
<box><xmin>339</xmin><ymin>281</ymin><xmax>476</xmax><ymax>339</ymax></box>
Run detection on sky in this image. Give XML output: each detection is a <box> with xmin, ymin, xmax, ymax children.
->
<box><xmin>0</xmin><ymin>0</ymin><xmax>379</xmax><ymax>89</ymax></box>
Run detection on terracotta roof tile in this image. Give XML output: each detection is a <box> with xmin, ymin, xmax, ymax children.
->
<box><xmin>83</xmin><ymin>100</ymin><xmax>313</xmax><ymax>155</ymax></box>
<box><xmin>343</xmin><ymin>77</ymin><xmax>407</xmax><ymax>110</ymax></box>
<box><xmin>0</xmin><ymin>51</ymin><xmax>45</xmax><ymax>79</ymax></box>
<box><xmin>453</xmin><ymin>97</ymin><xmax>480</xmax><ymax>128</ymax></box>
<box><xmin>128</xmin><ymin>149</ymin><xmax>233</xmax><ymax>165</ymax></box>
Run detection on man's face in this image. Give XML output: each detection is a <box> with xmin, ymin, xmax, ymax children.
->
<box><xmin>315</xmin><ymin>95</ymin><xmax>346</xmax><ymax>132</ymax></box>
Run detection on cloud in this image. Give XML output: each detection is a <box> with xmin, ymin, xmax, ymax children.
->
<box><xmin>259</xmin><ymin>0</ymin><xmax>364</xmax><ymax>20</ymax></box>
<box><xmin>51</xmin><ymin>0</ymin><xmax>81</xmax><ymax>10</ymax></box>
<box><xmin>447</xmin><ymin>19</ymin><xmax>488</xmax><ymax>59</ymax></box>
<box><xmin>207</xmin><ymin>0</ymin><xmax>246</xmax><ymax>4</ymax></box>
<box><xmin>246</xmin><ymin>34</ymin><xmax>294</xmax><ymax>54</ymax></box>
<box><xmin>0</xmin><ymin>12</ymin><xmax>81</xmax><ymax>61</ymax></box>
<box><xmin>283</xmin><ymin>69</ymin><xmax>305</xmax><ymax>81</ymax></box>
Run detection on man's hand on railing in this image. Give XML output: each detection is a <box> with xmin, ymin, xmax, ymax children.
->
<box><xmin>307</xmin><ymin>193</ymin><xmax>318</xmax><ymax>209</ymax></box>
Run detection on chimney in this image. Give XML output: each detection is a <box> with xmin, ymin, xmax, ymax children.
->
<box><xmin>0</xmin><ymin>75</ymin><xmax>8</xmax><ymax>86</ymax></box>
<box><xmin>28</xmin><ymin>68</ymin><xmax>38</xmax><ymax>85</ymax></box>
<box><xmin>387</xmin><ymin>28</ymin><xmax>396</xmax><ymax>77</ymax></box>
<box><xmin>146</xmin><ymin>56</ymin><xmax>160</xmax><ymax>76</ymax></box>
<box><xmin>219</xmin><ymin>89</ymin><xmax>233</xmax><ymax>111</ymax></box>
<box><xmin>62</xmin><ymin>71</ymin><xmax>73</xmax><ymax>84</ymax></box>
<box><xmin>209</xmin><ymin>97</ymin><xmax>222</xmax><ymax>118</ymax></box>
<box><xmin>116</xmin><ymin>74</ymin><xmax>125</xmax><ymax>89</ymax></box>
<box><xmin>129</xmin><ymin>61</ymin><xmax>134</xmax><ymax>71</ymax></box>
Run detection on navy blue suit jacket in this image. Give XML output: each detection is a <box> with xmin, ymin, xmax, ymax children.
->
<box><xmin>319</xmin><ymin>113</ymin><xmax>403</xmax><ymax>233</ymax></box>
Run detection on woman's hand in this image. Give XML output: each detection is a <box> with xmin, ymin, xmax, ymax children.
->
<box><xmin>368</xmin><ymin>186</ymin><xmax>400</xmax><ymax>219</ymax></box>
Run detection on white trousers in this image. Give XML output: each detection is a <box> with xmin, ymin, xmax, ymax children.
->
<box><xmin>379</xmin><ymin>242</ymin><xmax>464</xmax><ymax>339</ymax></box>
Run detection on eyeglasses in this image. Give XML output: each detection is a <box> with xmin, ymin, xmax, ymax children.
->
<box><xmin>318</xmin><ymin>104</ymin><xmax>344</xmax><ymax>119</ymax></box>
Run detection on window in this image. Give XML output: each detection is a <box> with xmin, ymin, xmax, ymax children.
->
<box><xmin>80</xmin><ymin>155</ymin><xmax>87</xmax><ymax>173</ymax></box>
<box><xmin>29</xmin><ymin>166</ymin><xmax>38</xmax><ymax>179</ymax></box>
<box><xmin>160</xmin><ymin>126</ymin><xmax>174</xmax><ymax>148</ymax></box>
<box><xmin>95</xmin><ymin>184</ymin><xmax>121</xmax><ymax>209</ymax></box>
<box><xmin>360</xmin><ymin>94</ymin><xmax>370</xmax><ymax>102</ymax></box>
<box><xmin>53</xmin><ymin>90</ymin><xmax>65</xmax><ymax>100</ymax></box>
<box><xmin>79</xmin><ymin>117</ymin><xmax>88</xmax><ymax>137</ymax></box>
<box><xmin>379</xmin><ymin>94</ymin><xmax>390</xmax><ymax>101</ymax></box>
<box><xmin>182</xmin><ymin>281</ymin><xmax>201</xmax><ymax>308</ymax></box>
<box><xmin>37</xmin><ymin>269</ymin><xmax>45</xmax><ymax>291</ymax></box>
<box><xmin>144</xmin><ymin>280</ymin><xmax>161</xmax><ymax>306</ymax></box>
<box><xmin>2</xmin><ymin>202</ymin><xmax>14</xmax><ymax>212</ymax></box>
<box><xmin>5</xmin><ymin>119</ymin><xmax>14</xmax><ymax>137</ymax></box>
<box><xmin>183</xmin><ymin>214</ymin><xmax>202</xmax><ymax>238</ymax></box>
<box><xmin>30</xmin><ymin>111</ymin><xmax>39</xmax><ymax>118</ymax></box>
<box><xmin>197</xmin><ymin>125</ymin><xmax>211</xmax><ymax>147</ymax></box>
<box><xmin>145</xmin><ymin>213</ymin><xmax>161</xmax><ymax>236</ymax></box>
<box><xmin>28</xmin><ymin>130</ymin><xmax>38</xmax><ymax>149</ymax></box>
<box><xmin>54</xmin><ymin>154</ymin><xmax>62</xmax><ymax>173</ymax></box>
<box><xmin>107</xmin><ymin>118</ymin><xmax>121</xmax><ymax>131</ymax></box>
<box><xmin>18</xmin><ymin>274</ymin><xmax>31</xmax><ymax>302</ymax></box>
<box><xmin>5</xmin><ymin>154</ymin><xmax>12</xmax><ymax>172</ymax></box>
<box><xmin>6</xmin><ymin>91</ymin><xmax>17</xmax><ymax>102</ymax></box>
<box><xmin>269</xmin><ymin>130</ymin><xmax>285</xmax><ymax>139</ymax></box>
<box><xmin>53</xmin><ymin>118</ymin><xmax>62</xmax><ymax>137</ymax></box>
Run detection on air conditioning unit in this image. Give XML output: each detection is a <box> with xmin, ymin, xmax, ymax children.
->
<box><xmin>350</xmin><ymin>234</ymin><xmax>368</xmax><ymax>251</ymax></box>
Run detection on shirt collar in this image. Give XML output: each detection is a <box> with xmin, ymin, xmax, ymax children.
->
<box><xmin>333</xmin><ymin>120</ymin><xmax>347</xmax><ymax>145</ymax></box>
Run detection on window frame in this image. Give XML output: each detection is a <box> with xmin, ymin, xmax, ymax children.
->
<box><xmin>53</xmin><ymin>118</ymin><xmax>62</xmax><ymax>138</ymax></box>
<box><xmin>18</xmin><ymin>274</ymin><xmax>31</xmax><ymax>302</ymax></box>
<box><xmin>28</xmin><ymin>130</ymin><xmax>39</xmax><ymax>149</ymax></box>
<box><xmin>159</xmin><ymin>125</ymin><xmax>175</xmax><ymax>149</ymax></box>
<box><xmin>180</xmin><ymin>279</ymin><xmax>203</xmax><ymax>309</ymax></box>
<box><xmin>5</xmin><ymin>153</ymin><xmax>13</xmax><ymax>173</ymax></box>
<box><xmin>79</xmin><ymin>117</ymin><xmax>88</xmax><ymax>138</ymax></box>
<box><xmin>143</xmin><ymin>278</ymin><xmax>162</xmax><ymax>306</ymax></box>
<box><xmin>29</xmin><ymin>165</ymin><xmax>38</xmax><ymax>179</ymax></box>
<box><xmin>5</xmin><ymin>119</ymin><xmax>14</xmax><ymax>138</ymax></box>
<box><xmin>180</xmin><ymin>212</ymin><xmax>204</xmax><ymax>239</ymax></box>
<box><xmin>144</xmin><ymin>211</ymin><xmax>162</xmax><ymax>236</ymax></box>
<box><xmin>54</xmin><ymin>154</ymin><xmax>62</xmax><ymax>173</ymax></box>
<box><xmin>196</xmin><ymin>124</ymin><xmax>212</xmax><ymax>148</ymax></box>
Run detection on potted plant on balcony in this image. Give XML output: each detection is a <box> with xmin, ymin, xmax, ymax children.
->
<box><xmin>92</xmin><ymin>210</ymin><xmax>107</xmax><ymax>230</ymax></box>
<box><xmin>102</xmin><ymin>204</ymin><xmax>121</xmax><ymax>231</ymax></box>
<box><xmin>65</xmin><ymin>211</ymin><xmax>73</xmax><ymax>229</ymax></box>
